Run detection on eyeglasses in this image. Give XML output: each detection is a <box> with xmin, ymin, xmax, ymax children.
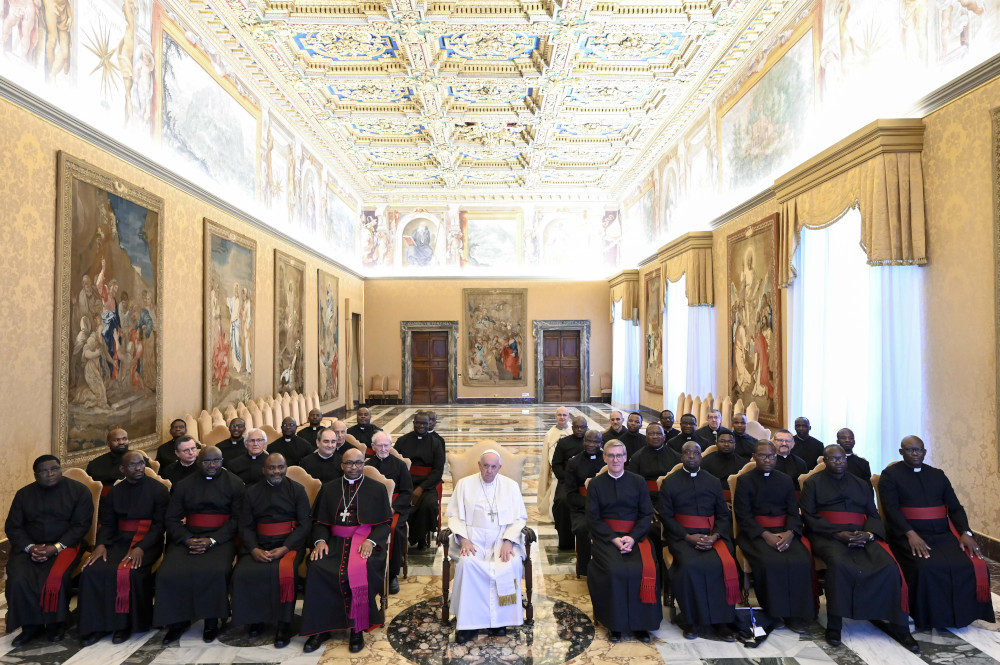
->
<box><xmin>343</xmin><ymin>461</ymin><xmax>365</xmax><ymax>466</ymax></box>
<box><xmin>755</xmin><ymin>454</ymin><xmax>777</xmax><ymax>460</ymax></box>
<box><xmin>605</xmin><ymin>453</ymin><xmax>627</xmax><ymax>459</ymax></box>
<box><xmin>124</xmin><ymin>461</ymin><xmax>146</xmax><ymax>469</ymax></box>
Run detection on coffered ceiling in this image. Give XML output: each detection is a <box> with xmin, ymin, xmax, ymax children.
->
<box><xmin>190</xmin><ymin>0</ymin><xmax>795</xmax><ymax>201</ymax></box>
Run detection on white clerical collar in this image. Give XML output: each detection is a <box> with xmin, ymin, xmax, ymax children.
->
<box><xmin>346</xmin><ymin>477</ymin><xmax>359</xmax><ymax>484</ymax></box>
<box><xmin>609</xmin><ymin>470</ymin><xmax>625</xmax><ymax>479</ymax></box>
<box><xmin>763</xmin><ymin>472</ymin><xmax>770</xmax><ymax>477</ymax></box>
<box><xmin>655</xmin><ymin>445</ymin><xmax>666</xmax><ymax>452</ymax></box>
<box><xmin>588</xmin><ymin>454</ymin><xmax>598</xmax><ymax>459</ymax></box>
<box><xmin>846</xmin><ymin>452</ymin><xmax>853</xmax><ymax>457</ymax></box>
<box><xmin>318</xmin><ymin>452</ymin><xmax>333</xmax><ymax>460</ymax></box>
<box><xmin>250</xmin><ymin>454</ymin><xmax>260</xmax><ymax>459</ymax></box>
<box><xmin>689</xmin><ymin>471</ymin><xmax>699</xmax><ymax>477</ymax></box>
<box><xmin>311</xmin><ymin>426</ymin><xmax>319</xmax><ymax>431</ymax></box>
<box><xmin>205</xmin><ymin>476</ymin><xmax>214</xmax><ymax>480</ymax></box>
<box><xmin>913</xmin><ymin>467</ymin><xmax>922</xmax><ymax>472</ymax></box>
<box><xmin>283</xmin><ymin>437</ymin><xmax>292</xmax><ymax>442</ymax></box>
<box><xmin>416</xmin><ymin>435</ymin><xmax>423</xmax><ymax>440</ymax></box>
<box><xmin>180</xmin><ymin>461</ymin><xmax>194</xmax><ymax>467</ymax></box>
<box><xmin>429</xmin><ymin>429</ymin><xmax>436</xmax><ymax>433</ymax></box>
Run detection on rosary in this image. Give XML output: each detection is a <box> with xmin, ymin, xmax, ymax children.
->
<box><xmin>339</xmin><ymin>477</ymin><xmax>364</xmax><ymax>523</ymax></box>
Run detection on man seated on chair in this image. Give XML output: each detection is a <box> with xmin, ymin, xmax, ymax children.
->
<box><xmin>428</xmin><ymin>411</ymin><xmax>446</xmax><ymax>451</ymax></box>
<box><xmin>878</xmin><ymin>435</ymin><xmax>994</xmax><ymax>631</ymax></box>
<box><xmin>617</xmin><ymin>412</ymin><xmax>647</xmax><ymax>460</ymax></box>
<box><xmin>538</xmin><ymin>406</ymin><xmax>573</xmax><ymax>522</ymax></box>
<box><xmin>773</xmin><ymin>429</ymin><xmax>808</xmax><ymax>491</ymax></box>
<box><xmin>348</xmin><ymin>407</ymin><xmax>382</xmax><ymax>447</ymax></box>
<box><xmin>733</xmin><ymin>440</ymin><xmax>815</xmax><ymax>634</ymax></box>
<box><xmin>793</xmin><ymin>417</ymin><xmax>824</xmax><ymax>470</ymax></box>
<box><xmin>228</xmin><ymin>428</ymin><xmax>268</xmax><ymax>486</ymax></box>
<box><xmin>695</xmin><ymin>409</ymin><xmax>733</xmax><ymax>446</ymax></box>
<box><xmin>446</xmin><ymin>449</ymin><xmax>529</xmax><ymax>644</ymax></box>
<box><xmin>4</xmin><ymin>455</ymin><xmax>93</xmax><ymax>647</ymax></box>
<box><xmin>299</xmin><ymin>409</ymin><xmax>325</xmax><ymax>448</ymax></box>
<box><xmin>601</xmin><ymin>411</ymin><xmax>625</xmax><ymax>442</ymax></box>
<box><xmin>162</xmin><ymin>436</ymin><xmax>200</xmax><ymax>487</ymax></box>
<box><xmin>629</xmin><ymin>423</ymin><xmax>681</xmax><ymax>513</ymax></box>
<box><xmin>800</xmin><ymin>444</ymin><xmax>918</xmax><ymax>651</ymax></box>
<box><xmin>565</xmin><ymin>430</ymin><xmax>605</xmax><ymax>575</ymax></box>
<box><xmin>232</xmin><ymin>453</ymin><xmax>311</xmax><ymax>649</ymax></box>
<box><xmin>155</xmin><ymin>419</ymin><xmax>188</xmax><ymax>468</ymax></box>
<box><xmin>701</xmin><ymin>432</ymin><xmax>749</xmax><ymax>500</ymax></box>
<box><xmin>87</xmin><ymin>426</ymin><xmax>147</xmax><ymax>509</ymax></box>
<box><xmin>299</xmin><ymin>427</ymin><xmax>343</xmax><ymax>483</ymax></box>
<box><xmin>300</xmin><ymin>448</ymin><xmax>391</xmax><ymax>654</ymax></box>
<box><xmin>731</xmin><ymin>414</ymin><xmax>758</xmax><ymax>458</ymax></box>
<box><xmin>79</xmin><ymin>451</ymin><xmax>170</xmax><ymax>646</ymax></box>
<box><xmin>660</xmin><ymin>410</ymin><xmax>680</xmax><ymax>440</ymax></box>
<box><xmin>667</xmin><ymin>413</ymin><xmax>703</xmax><ymax>454</ymax></box>
<box><xmin>837</xmin><ymin>428</ymin><xmax>872</xmax><ymax>487</ymax></box>
<box><xmin>395</xmin><ymin>411</ymin><xmax>445</xmax><ymax>550</ymax></box>
<box><xmin>220</xmin><ymin>418</ymin><xmax>247</xmax><ymax>465</ymax></box>
<box><xmin>268</xmin><ymin>417</ymin><xmax>313</xmax><ymax>467</ymax></box>
<box><xmin>659</xmin><ymin>441</ymin><xmax>740</xmax><ymax>641</ymax></box>
<box><xmin>586</xmin><ymin>440</ymin><xmax>662</xmax><ymax>643</ymax></box>
<box><xmin>154</xmin><ymin>445</ymin><xmax>246</xmax><ymax>645</ymax></box>
<box><xmin>552</xmin><ymin>416</ymin><xmax>588</xmax><ymax>551</ymax></box>
<box><xmin>366</xmin><ymin>431</ymin><xmax>413</xmax><ymax>594</ymax></box>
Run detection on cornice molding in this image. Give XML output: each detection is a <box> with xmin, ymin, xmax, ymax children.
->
<box><xmin>607</xmin><ymin>269</ymin><xmax>639</xmax><ymax>287</ymax></box>
<box><xmin>657</xmin><ymin>231</ymin><xmax>713</xmax><ymax>263</ymax></box>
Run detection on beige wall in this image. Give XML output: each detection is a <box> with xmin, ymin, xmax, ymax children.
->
<box><xmin>0</xmin><ymin>97</ymin><xmax>362</xmax><ymax>539</ymax></box>
<box><xmin>363</xmin><ymin>279</ymin><xmax>612</xmax><ymax>400</ymax></box>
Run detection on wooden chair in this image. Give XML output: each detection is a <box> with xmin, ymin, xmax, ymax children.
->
<box><xmin>675</xmin><ymin>392</ymin><xmax>686</xmax><ymax>420</ymax></box>
<box><xmin>657</xmin><ymin>463</ymin><xmax>685</xmax><ymax>619</ymax></box>
<box><xmin>701</xmin><ymin>444</ymin><xmax>718</xmax><ymax>456</ymax></box>
<box><xmin>197</xmin><ymin>410</ymin><xmax>214</xmax><ymax>441</ymax></box>
<box><xmin>577</xmin><ymin>467</ymin><xmax>609</xmax><ymax>577</ymax></box>
<box><xmin>363</xmin><ymin>466</ymin><xmax>396</xmax><ymax>613</ymax></box>
<box><xmin>745</xmin><ymin>419</ymin><xmax>771</xmax><ymax>442</ymax></box>
<box><xmin>202</xmin><ymin>424</ymin><xmax>232</xmax><ymax>447</ymax></box>
<box><xmin>286</xmin><ymin>466</ymin><xmax>323</xmax><ymax>579</ymax></box>
<box><xmin>148</xmin><ymin>459</ymin><xmax>160</xmax><ymax>474</ymax></box>
<box><xmin>211</xmin><ymin>408</ymin><xmax>226</xmax><ymax>428</ymax></box>
<box><xmin>437</xmin><ymin>442</ymin><xmax>536</xmax><ymax>625</ymax></box>
<box><xmin>260</xmin><ymin>425</ymin><xmax>282</xmax><ymax>442</ymax></box>
<box><xmin>63</xmin><ymin>468</ymin><xmax>102</xmax><ymax>573</ymax></box>
<box><xmin>600</xmin><ymin>373</ymin><xmax>612</xmax><ymax>403</ymax></box>
<box><xmin>728</xmin><ymin>461</ymin><xmax>757</xmax><ymax>604</ymax></box>
<box><xmin>384</xmin><ymin>376</ymin><xmax>401</xmax><ymax>405</ymax></box>
<box><xmin>183</xmin><ymin>414</ymin><xmax>200</xmax><ymax>444</ymax></box>
<box><xmin>745</xmin><ymin>401</ymin><xmax>760</xmax><ymax>423</ymax></box>
<box><xmin>368</xmin><ymin>375</ymin><xmax>386</xmax><ymax>405</ymax></box>
<box><xmin>798</xmin><ymin>462</ymin><xmax>828</xmax><ymax>576</ymax></box>
<box><xmin>872</xmin><ymin>460</ymin><xmax>897</xmax><ymax>517</ymax></box>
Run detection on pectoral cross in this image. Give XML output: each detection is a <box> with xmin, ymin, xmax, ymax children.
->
<box><xmin>488</xmin><ymin>507</ymin><xmax>497</xmax><ymax>522</ymax></box>
<box><xmin>340</xmin><ymin>507</ymin><xmax>350</xmax><ymax>522</ymax></box>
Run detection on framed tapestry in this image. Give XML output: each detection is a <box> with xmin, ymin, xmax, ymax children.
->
<box><xmin>463</xmin><ymin>288</ymin><xmax>527</xmax><ymax>387</ymax></box>
<box><xmin>727</xmin><ymin>214</ymin><xmax>782</xmax><ymax>427</ymax></box>
<box><xmin>644</xmin><ymin>269</ymin><xmax>663</xmax><ymax>394</ymax></box>
<box><xmin>274</xmin><ymin>250</ymin><xmax>305</xmax><ymax>394</ymax></box>
<box><xmin>204</xmin><ymin>219</ymin><xmax>256</xmax><ymax>410</ymax></box>
<box><xmin>54</xmin><ymin>152</ymin><xmax>164</xmax><ymax>465</ymax></box>
<box><xmin>318</xmin><ymin>270</ymin><xmax>340</xmax><ymax>402</ymax></box>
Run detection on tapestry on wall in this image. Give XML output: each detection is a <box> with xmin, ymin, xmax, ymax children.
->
<box><xmin>727</xmin><ymin>214</ymin><xmax>782</xmax><ymax>427</ymax></box>
<box><xmin>274</xmin><ymin>250</ymin><xmax>305</xmax><ymax>395</ymax></box>
<box><xmin>462</xmin><ymin>288</ymin><xmax>527</xmax><ymax>387</ymax></box>
<box><xmin>644</xmin><ymin>269</ymin><xmax>663</xmax><ymax>394</ymax></box>
<box><xmin>204</xmin><ymin>219</ymin><xmax>256</xmax><ymax>410</ymax></box>
<box><xmin>54</xmin><ymin>152</ymin><xmax>164</xmax><ymax>464</ymax></box>
<box><xmin>318</xmin><ymin>270</ymin><xmax>340</xmax><ymax>402</ymax></box>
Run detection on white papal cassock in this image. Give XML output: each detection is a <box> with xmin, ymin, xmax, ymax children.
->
<box><xmin>446</xmin><ymin>473</ymin><xmax>528</xmax><ymax>630</ymax></box>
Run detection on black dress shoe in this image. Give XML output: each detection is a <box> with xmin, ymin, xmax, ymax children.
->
<box><xmin>162</xmin><ymin>622</ymin><xmax>188</xmax><ymax>645</ymax></box>
<box><xmin>682</xmin><ymin>626</ymin><xmax>698</xmax><ymax>640</ymax></box>
<box><xmin>47</xmin><ymin>622</ymin><xmax>66</xmax><ymax>642</ymax></box>
<box><xmin>890</xmin><ymin>627</ymin><xmax>920</xmax><ymax>652</ymax></box>
<box><xmin>785</xmin><ymin>618</ymin><xmax>809</xmax><ymax>634</ymax></box>
<box><xmin>349</xmin><ymin>630</ymin><xmax>364</xmax><ymax>653</ymax></box>
<box><xmin>633</xmin><ymin>630</ymin><xmax>651</xmax><ymax>643</ymax></box>
<box><xmin>455</xmin><ymin>629</ymin><xmax>474</xmax><ymax>644</ymax></box>
<box><xmin>303</xmin><ymin>632</ymin><xmax>329</xmax><ymax>653</ymax></box>
<box><xmin>488</xmin><ymin>627</ymin><xmax>507</xmax><ymax>637</ymax></box>
<box><xmin>81</xmin><ymin>631</ymin><xmax>108</xmax><ymax>647</ymax></box>
<box><xmin>825</xmin><ymin>628</ymin><xmax>842</xmax><ymax>647</ymax></box>
<box><xmin>389</xmin><ymin>576</ymin><xmax>400</xmax><ymax>594</ymax></box>
<box><xmin>247</xmin><ymin>623</ymin><xmax>262</xmax><ymax>637</ymax></box>
<box><xmin>274</xmin><ymin>623</ymin><xmax>291</xmax><ymax>649</ymax></box>
<box><xmin>112</xmin><ymin>629</ymin><xmax>131</xmax><ymax>644</ymax></box>
<box><xmin>11</xmin><ymin>625</ymin><xmax>42</xmax><ymax>648</ymax></box>
<box><xmin>203</xmin><ymin>619</ymin><xmax>220</xmax><ymax>643</ymax></box>
<box><xmin>714</xmin><ymin>625</ymin><xmax>735</xmax><ymax>642</ymax></box>
<box><xmin>608</xmin><ymin>630</ymin><xmax>621</xmax><ymax>643</ymax></box>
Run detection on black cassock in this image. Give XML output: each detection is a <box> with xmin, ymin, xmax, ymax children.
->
<box><xmin>629</xmin><ymin>444</ymin><xmax>681</xmax><ymax>513</ymax></box>
<box><xmin>299</xmin><ymin>426</ymin><xmax>324</xmax><ymax>448</ymax></box>
<box><xmin>616</xmin><ymin>431</ymin><xmax>646</xmax><ymax>461</ymax></box>
<box><xmin>733</xmin><ymin>469</ymin><xmax>814</xmax><ymax>620</ymax></box>
<box><xmin>733</xmin><ymin>432</ymin><xmax>760</xmax><ymax>459</ymax></box>
<box><xmin>268</xmin><ymin>436</ymin><xmax>313</xmax><ymax>467</ymax></box>
<box><xmin>78</xmin><ymin>476</ymin><xmax>169</xmax><ymax>634</ymax></box>
<box><xmin>300</xmin><ymin>477</ymin><xmax>391</xmax><ymax>635</ymax></box>
<box><xmin>394</xmin><ymin>432</ymin><xmax>443</xmax><ymax>545</ymax></box>
<box><xmin>365</xmin><ymin>453</ymin><xmax>413</xmax><ymax>579</ymax></box>
<box><xmin>659</xmin><ymin>470</ymin><xmax>736</xmax><ymax>626</ymax></box>
<box><xmin>347</xmin><ymin>423</ymin><xmax>382</xmax><ymax>446</ymax></box>
<box><xmin>227</xmin><ymin>452</ymin><xmax>266</xmax><ymax>486</ymax></box>
<box><xmin>701</xmin><ymin>451</ymin><xmax>749</xmax><ymax>496</ymax></box>
<box><xmin>667</xmin><ymin>433</ymin><xmax>701</xmax><ymax>455</ymax></box>
<box><xmin>776</xmin><ymin>453</ymin><xmax>808</xmax><ymax>490</ymax></box>
<box><xmin>792</xmin><ymin>434</ymin><xmax>824</xmax><ymax>470</ymax></box>
<box><xmin>4</xmin><ymin>479</ymin><xmax>92</xmax><ymax>631</ymax></box>
<box><xmin>878</xmin><ymin>462</ymin><xmax>995</xmax><ymax>629</ymax></box>
<box><xmin>586</xmin><ymin>471</ymin><xmax>662</xmax><ymax>632</ymax></box>
<box><xmin>161</xmin><ymin>461</ymin><xmax>197</xmax><ymax>488</ymax></box>
<box><xmin>800</xmin><ymin>471</ymin><xmax>906</xmax><ymax>624</ymax></box>
<box><xmin>299</xmin><ymin>452</ymin><xmax>342</xmax><ymax>483</ymax></box>
<box><xmin>552</xmin><ymin>433</ymin><xmax>584</xmax><ymax>550</ymax></box>
<box><xmin>220</xmin><ymin>439</ymin><xmax>247</xmax><ymax>465</ymax></box>
<box><xmin>565</xmin><ymin>451</ymin><xmax>604</xmax><ymax>574</ymax></box>
<box><xmin>846</xmin><ymin>454</ymin><xmax>873</xmax><ymax>487</ymax></box>
<box><xmin>155</xmin><ymin>439</ymin><xmax>181</xmax><ymax>468</ymax></box>
<box><xmin>153</xmin><ymin>470</ymin><xmax>245</xmax><ymax>626</ymax></box>
<box><xmin>231</xmin><ymin>478</ymin><xmax>312</xmax><ymax>625</ymax></box>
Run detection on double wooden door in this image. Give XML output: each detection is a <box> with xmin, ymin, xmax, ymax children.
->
<box><xmin>411</xmin><ymin>331</ymin><xmax>449</xmax><ymax>404</ymax></box>
<box><xmin>542</xmin><ymin>330</ymin><xmax>581</xmax><ymax>402</ymax></box>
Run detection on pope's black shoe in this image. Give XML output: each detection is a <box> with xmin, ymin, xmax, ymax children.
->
<box><xmin>488</xmin><ymin>627</ymin><xmax>507</xmax><ymax>637</ymax></box>
<box><xmin>455</xmin><ymin>629</ymin><xmax>475</xmax><ymax>644</ymax></box>
<box><xmin>202</xmin><ymin>618</ymin><xmax>220</xmax><ymax>643</ymax></box>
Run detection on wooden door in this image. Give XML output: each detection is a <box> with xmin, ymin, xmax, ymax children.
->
<box><xmin>411</xmin><ymin>331</ymin><xmax>449</xmax><ymax>404</ymax></box>
<box><xmin>542</xmin><ymin>330</ymin><xmax>581</xmax><ymax>402</ymax></box>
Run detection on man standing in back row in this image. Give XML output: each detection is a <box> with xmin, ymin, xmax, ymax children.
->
<box><xmin>395</xmin><ymin>411</ymin><xmax>444</xmax><ymax>549</ymax></box>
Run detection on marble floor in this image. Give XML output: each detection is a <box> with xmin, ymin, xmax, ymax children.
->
<box><xmin>3</xmin><ymin>404</ymin><xmax>1000</xmax><ymax>665</ymax></box>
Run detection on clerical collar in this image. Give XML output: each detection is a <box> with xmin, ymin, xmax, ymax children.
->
<box><xmin>655</xmin><ymin>445</ymin><xmax>666</xmax><ymax>452</ymax></box>
<box><xmin>846</xmin><ymin>452</ymin><xmax>853</xmax><ymax>457</ymax></box>
<box><xmin>763</xmin><ymin>472</ymin><xmax>770</xmax><ymax>477</ymax></box>
<box><xmin>205</xmin><ymin>475</ymin><xmax>214</xmax><ymax>480</ymax></box>
<box><xmin>688</xmin><ymin>470</ymin><xmax>699</xmax><ymax>477</ymax></box>
<box><xmin>913</xmin><ymin>467</ymin><xmax>922</xmax><ymax>472</ymax></box>
<box><xmin>345</xmin><ymin>476</ymin><xmax>359</xmax><ymax>484</ymax></box>
<box><xmin>588</xmin><ymin>454</ymin><xmax>598</xmax><ymax>459</ymax></box>
<box><xmin>779</xmin><ymin>454</ymin><xmax>789</xmax><ymax>459</ymax></box>
<box><xmin>415</xmin><ymin>435</ymin><xmax>423</xmax><ymax>440</ymax></box>
<box><xmin>180</xmin><ymin>461</ymin><xmax>194</xmax><ymax>467</ymax></box>
<box><xmin>283</xmin><ymin>437</ymin><xmax>292</xmax><ymax>442</ymax></box>
<box><xmin>250</xmin><ymin>454</ymin><xmax>260</xmax><ymax>460</ymax></box>
<box><xmin>318</xmin><ymin>452</ymin><xmax>334</xmax><ymax>460</ymax></box>
<box><xmin>609</xmin><ymin>470</ymin><xmax>625</xmax><ymax>479</ymax></box>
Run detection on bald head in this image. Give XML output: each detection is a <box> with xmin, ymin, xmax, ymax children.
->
<box><xmin>264</xmin><ymin>452</ymin><xmax>288</xmax><ymax>484</ymax></box>
<box><xmin>341</xmin><ymin>447</ymin><xmax>364</xmax><ymax>480</ymax></box>
<box><xmin>198</xmin><ymin>445</ymin><xmax>224</xmax><ymax>477</ymax></box>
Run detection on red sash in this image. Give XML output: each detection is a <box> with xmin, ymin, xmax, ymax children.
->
<box><xmin>257</xmin><ymin>521</ymin><xmax>297</xmax><ymax>602</ymax></box>
<box><xmin>578</xmin><ymin>487</ymin><xmax>588</xmax><ymax>496</ymax></box>
<box><xmin>365</xmin><ymin>447</ymin><xmax>375</xmax><ymax>456</ymax></box>
<box><xmin>753</xmin><ymin>515</ymin><xmax>820</xmax><ymax>610</ymax></box>
<box><xmin>646</xmin><ymin>480</ymin><xmax>659</xmax><ymax>492</ymax></box>
<box><xmin>330</xmin><ymin>524</ymin><xmax>374</xmax><ymax>631</ymax></box>
<box><xmin>389</xmin><ymin>493</ymin><xmax>400</xmax><ymax>564</ymax></box>
<box><xmin>186</xmin><ymin>513</ymin><xmax>230</xmax><ymax>528</ymax></box>
<box><xmin>818</xmin><ymin>510</ymin><xmax>909</xmax><ymax>611</ymax></box>
<box><xmin>41</xmin><ymin>546</ymin><xmax>79</xmax><ymax>612</ymax></box>
<box><xmin>900</xmin><ymin>505</ymin><xmax>990</xmax><ymax>602</ymax></box>
<box><xmin>115</xmin><ymin>519</ymin><xmax>152</xmax><ymax>613</ymax></box>
<box><xmin>100</xmin><ymin>485</ymin><xmax>112</xmax><ymax>498</ymax></box>
<box><xmin>409</xmin><ymin>465</ymin><xmax>433</xmax><ymax>477</ymax></box>
<box><xmin>674</xmin><ymin>514</ymin><xmax>741</xmax><ymax>605</ymax></box>
<box><xmin>722</xmin><ymin>489</ymin><xmax>732</xmax><ymax>502</ymax></box>
<box><xmin>603</xmin><ymin>519</ymin><xmax>656</xmax><ymax>604</ymax></box>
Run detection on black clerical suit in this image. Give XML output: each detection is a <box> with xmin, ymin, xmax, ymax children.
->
<box><xmin>793</xmin><ymin>434</ymin><xmax>824</xmax><ymax>470</ymax></box>
<box><xmin>394</xmin><ymin>431</ymin><xmax>444</xmax><ymax>547</ymax></box>
<box><xmin>700</xmin><ymin>450</ymin><xmax>749</xmax><ymax>500</ymax></box>
<box><xmin>299</xmin><ymin>451</ymin><xmax>343</xmax><ymax>483</ymax></box>
<box><xmin>694</xmin><ymin>425</ymin><xmax>733</xmax><ymax>447</ymax></box>
<box><xmin>776</xmin><ymin>452</ymin><xmax>808</xmax><ymax>490</ymax></box>
<box><xmin>161</xmin><ymin>461</ymin><xmax>197</xmax><ymax>488</ymax></box>
<box><xmin>732</xmin><ymin>432</ymin><xmax>759</xmax><ymax>458</ymax></box>
<box><xmin>628</xmin><ymin>444</ymin><xmax>682</xmax><ymax>512</ymax></box>
<box><xmin>219</xmin><ymin>438</ymin><xmax>247</xmax><ymax>465</ymax></box>
<box><xmin>366</xmin><ymin>453</ymin><xmax>413</xmax><ymax>579</ymax></box>
<box><xmin>347</xmin><ymin>423</ymin><xmax>382</xmax><ymax>446</ymax></box>
<box><xmin>268</xmin><ymin>435</ymin><xmax>313</xmax><ymax>467</ymax></box>
<box><xmin>616</xmin><ymin>430</ymin><xmax>646</xmax><ymax>461</ymax></box>
<box><xmin>667</xmin><ymin>432</ymin><xmax>709</xmax><ymax>455</ymax></box>
<box><xmin>299</xmin><ymin>425</ymin><xmax>324</xmax><ymax>449</ymax></box>
<box><xmin>552</xmin><ymin>433</ymin><xmax>585</xmax><ymax>550</ymax></box>
<box><xmin>565</xmin><ymin>451</ymin><xmax>605</xmax><ymax>575</ymax></box>
<box><xmin>227</xmin><ymin>451</ymin><xmax>266</xmax><ymax>486</ymax></box>
<box><xmin>155</xmin><ymin>439</ymin><xmax>181</xmax><ymax>468</ymax></box>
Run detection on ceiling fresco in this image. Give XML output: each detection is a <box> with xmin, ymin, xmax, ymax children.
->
<box><xmin>189</xmin><ymin>0</ymin><xmax>802</xmax><ymax>200</ymax></box>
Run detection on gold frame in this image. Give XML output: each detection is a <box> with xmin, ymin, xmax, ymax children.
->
<box><xmin>54</xmin><ymin>152</ymin><xmax>165</xmax><ymax>465</ymax></box>
<box><xmin>274</xmin><ymin>250</ymin><xmax>306</xmax><ymax>395</ymax></box>
<box><xmin>461</xmin><ymin>209</ymin><xmax>524</xmax><ymax>265</ymax></box>
<box><xmin>462</xmin><ymin>288</ymin><xmax>528</xmax><ymax>387</ymax></box>
<box><xmin>318</xmin><ymin>269</ymin><xmax>340</xmax><ymax>403</ymax></box>
<box><xmin>644</xmin><ymin>268</ymin><xmax>663</xmax><ymax>394</ymax></box>
<box><xmin>992</xmin><ymin>105</ymin><xmax>1000</xmax><ymax>470</ymax></box>
<box><xmin>203</xmin><ymin>218</ymin><xmax>257</xmax><ymax>410</ymax></box>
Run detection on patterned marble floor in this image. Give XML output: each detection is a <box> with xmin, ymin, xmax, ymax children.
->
<box><xmin>2</xmin><ymin>404</ymin><xmax>999</xmax><ymax>665</ymax></box>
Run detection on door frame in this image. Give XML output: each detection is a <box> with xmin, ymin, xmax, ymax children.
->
<box><xmin>400</xmin><ymin>320</ymin><xmax>458</xmax><ymax>404</ymax></box>
<box><xmin>532</xmin><ymin>320</ymin><xmax>591</xmax><ymax>404</ymax></box>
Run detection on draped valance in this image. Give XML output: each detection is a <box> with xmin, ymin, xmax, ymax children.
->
<box><xmin>774</xmin><ymin>119</ymin><xmax>927</xmax><ymax>288</ymax></box>
<box><xmin>656</xmin><ymin>232</ymin><xmax>714</xmax><ymax>306</ymax></box>
<box><xmin>608</xmin><ymin>270</ymin><xmax>639</xmax><ymax>323</ymax></box>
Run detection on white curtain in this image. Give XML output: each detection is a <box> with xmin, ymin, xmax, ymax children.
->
<box><xmin>611</xmin><ymin>299</ymin><xmax>641</xmax><ymax>410</ymax></box>
<box><xmin>663</xmin><ymin>275</ymin><xmax>717</xmax><ymax>408</ymax></box>
<box><xmin>788</xmin><ymin>208</ymin><xmax>925</xmax><ymax>472</ymax></box>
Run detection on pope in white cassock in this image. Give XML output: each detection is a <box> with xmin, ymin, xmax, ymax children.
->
<box><xmin>446</xmin><ymin>450</ymin><xmax>528</xmax><ymax>644</ymax></box>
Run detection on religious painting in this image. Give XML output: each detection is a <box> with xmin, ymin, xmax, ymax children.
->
<box><xmin>326</xmin><ymin>184</ymin><xmax>357</xmax><ymax>259</ymax></box>
<box><xmin>644</xmin><ymin>269</ymin><xmax>663</xmax><ymax>394</ymax></box>
<box><xmin>204</xmin><ymin>219</ymin><xmax>256</xmax><ymax>410</ymax></box>
<box><xmin>727</xmin><ymin>214</ymin><xmax>782</xmax><ymax>427</ymax></box>
<box><xmin>274</xmin><ymin>251</ymin><xmax>305</xmax><ymax>395</ymax></box>
<box><xmin>317</xmin><ymin>270</ymin><xmax>340</xmax><ymax>402</ymax></box>
<box><xmin>400</xmin><ymin>216</ymin><xmax>440</xmax><ymax>267</ymax></box>
<box><xmin>601</xmin><ymin>209</ymin><xmax>622</xmax><ymax>268</ymax></box>
<box><xmin>720</xmin><ymin>22</ymin><xmax>816</xmax><ymax>191</ymax></box>
<box><xmin>460</xmin><ymin>210</ymin><xmax>522</xmax><ymax>268</ymax></box>
<box><xmin>54</xmin><ymin>152</ymin><xmax>164</xmax><ymax>465</ymax></box>
<box><xmin>463</xmin><ymin>288</ymin><xmax>527</xmax><ymax>387</ymax></box>
<box><xmin>159</xmin><ymin>18</ymin><xmax>257</xmax><ymax>199</ymax></box>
